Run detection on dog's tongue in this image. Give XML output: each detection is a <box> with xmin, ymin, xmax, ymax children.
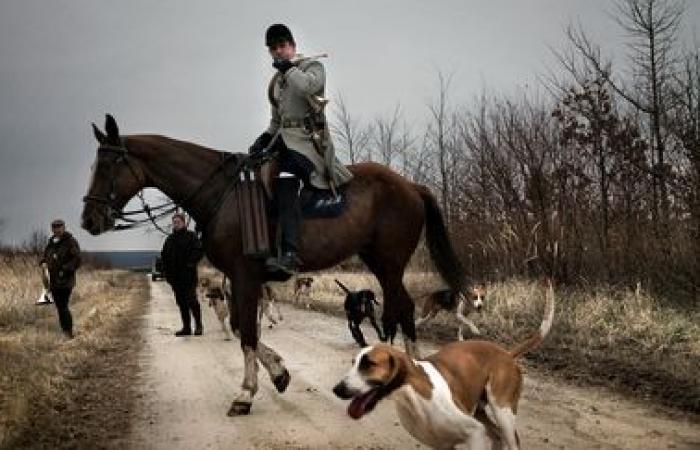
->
<box><xmin>347</xmin><ymin>390</ymin><xmax>377</xmax><ymax>420</ymax></box>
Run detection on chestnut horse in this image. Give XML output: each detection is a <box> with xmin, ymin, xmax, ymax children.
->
<box><xmin>81</xmin><ymin>115</ymin><xmax>469</xmax><ymax>416</ymax></box>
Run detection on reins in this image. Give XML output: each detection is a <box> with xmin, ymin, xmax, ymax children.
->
<box><xmin>83</xmin><ymin>139</ymin><xmax>265</xmax><ymax>235</ymax></box>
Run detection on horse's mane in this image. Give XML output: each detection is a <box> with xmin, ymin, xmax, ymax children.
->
<box><xmin>127</xmin><ymin>134</ymin><xmax>244</xmax><ymax>160</ymax></box>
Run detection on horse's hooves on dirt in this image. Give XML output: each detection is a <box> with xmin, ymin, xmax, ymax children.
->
<box><xmin>273</xmin><ymin>369</ymin><xmax>291</xmax><ymax>393</ymax></box>
<box><xmin>227</xmin><ymin>401</ymin><xmax>252</xmax><ymax>416</ymax></box>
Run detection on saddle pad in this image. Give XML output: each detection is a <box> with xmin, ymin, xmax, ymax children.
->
<box><xmin>300</xmin><ymin>186</ymin><xmax>348</xmax><ymax>219</ymax></box>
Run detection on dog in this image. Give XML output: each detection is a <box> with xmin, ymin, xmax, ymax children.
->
<box><xmin>259</xmin><ymin>284</ymin><xmax>283</xmax><ymax>328</ymax></box>
<box><xmin>293</xmin><ymin>276</ymin><xmax>314</xmax><ymax>306</ymax></box>
<box><xmin>335</xmin><ymin>279</ymin><xmax>385</xmax><ymax>348</ymax></box>
<box><xmin>333</xmin><ymin>282</ymin><xmax>554</xmax><ymax>450</ymax></box>
<box><xmin>215</xmin><ymin>276</ymin><xmax>282</xmax><ymax>331</ymax></box>
<box><xmin>200</xmin><ymin>277</ymin><xmax>232</xmax><ymax>340</ymax></box>
<box><xmin>415</xmin><ymin>284</ymin><xmax>487</xmax><ymax>340</ymax></box>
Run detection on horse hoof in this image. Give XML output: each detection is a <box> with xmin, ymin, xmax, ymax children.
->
<box><xmin>273</xmin><ymin>369</ymin><xmax>291</xmax><ymax>393</ymax></box>
<box><xmin>227</xmin><ymin>401</ymin><xmax>252</xmax><ymax>416</ymax></box>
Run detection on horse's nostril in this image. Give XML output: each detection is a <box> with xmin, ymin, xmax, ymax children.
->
<box><xmin>83</xmin><ymin>217</ymin><xmax>93</xmax><ymax>230</ymax></box>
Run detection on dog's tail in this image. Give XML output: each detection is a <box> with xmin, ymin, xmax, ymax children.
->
<box><xmin>334</xmin><ymin>279</ymin><xmax>351</xmax><ymax>294</ymax></box>
<box><xmin>509</xmin><ymin>279</ymin><xmax>555</xmax><ymax>359</ymax></box>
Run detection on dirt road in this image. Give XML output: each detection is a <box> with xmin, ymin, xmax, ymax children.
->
<box><xmin>130</xmin><ymin>280</ymin><xmax>700</xmax><ymax>449</ymax></box>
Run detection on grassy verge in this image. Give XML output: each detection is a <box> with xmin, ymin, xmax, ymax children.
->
<box><xmin>0</xmin><ymin>254</ymin><xmax>148</xmax><ymax>449</ymax></box>
<box><xmin>266</xmin><ymin>270</ymin><xmax>700</xmax><ymax>414</ymax></box>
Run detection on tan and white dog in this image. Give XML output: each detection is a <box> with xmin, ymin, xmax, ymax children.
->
<box><xmin>292</xmin><ymin>276</ymin><xmax>314</xmax><ymax>307</ymax></box>
<box><xmin>334</xmin><ymin>283</ymin><xmax>554</xmax><ymax>450</ymax></box>
<box><xmin>259</xmin><ymin>284</ymin><xmax>283</xmax><ymax>329</ymax></box>
<box><xmin>415</xmin><ymin>284</ymin><xmax>487</xmax><ymax>340</ymax></box>
<box><xmin>200</xmin><ymin>277</ymin><xmax>231</xmax><ymax>340</ymax></box>
<box><xmin>201</xmin><ymin>276</ymin><xmax>284</xmax><ymax>339</ymax></box>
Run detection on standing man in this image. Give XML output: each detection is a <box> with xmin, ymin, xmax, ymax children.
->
<box><xmin>161</xmin><ymin>213</ymin><xmax>204</xmax><ymax>336</ymax></box>
<box><xmin>248</xmin><ymin>23</ymin><xmax>354</xmax><ymax>277</ymax></box>
<box><xmin>41</xmin><ymin>219</ymin><xmax>81</xmax><ymax>339</ymax></box>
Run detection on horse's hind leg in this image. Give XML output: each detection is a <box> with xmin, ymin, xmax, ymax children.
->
<box><xmin>360</xmin><ymin>253</ymin><xmax>418</xmax><ymax>357</ymax></box>
<box><xmin>393</xmin><ymin>280</ymin><xmax>419</xmax><ymax>357</ymax></box>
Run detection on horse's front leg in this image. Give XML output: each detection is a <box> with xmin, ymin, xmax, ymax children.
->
<box><xmin>228</xmin><ymin>345</ymin><xmax>259</xmax><ymax>416</ymax></box>
<box><xmin>227</xmin><ymin>275</ymin><xmax>261</xmax><ymax>416</ymax></box>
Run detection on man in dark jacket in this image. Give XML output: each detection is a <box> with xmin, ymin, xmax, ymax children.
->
<box><xmin>40</xmin><ymin>219</ymin><xmax>81</xmax><ymax>338</ymax></box>
<box><xmin>161</xmin><ymin>213</ymin><xmax>205</xmax><ymax>336</ymax></box>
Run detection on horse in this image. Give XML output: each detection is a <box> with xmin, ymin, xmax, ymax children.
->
<box><xmin>81</xmin><ymin>114</ymin><xmax>469</xmax><ymax>416</ymax></box>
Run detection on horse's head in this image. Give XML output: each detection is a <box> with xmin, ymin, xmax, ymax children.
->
<box><xmin>81</xmin><ymin>114</ymin><xmax>145</xmax><ymax>235</ymax></box>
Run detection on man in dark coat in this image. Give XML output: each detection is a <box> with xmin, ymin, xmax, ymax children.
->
<box><xmin>40</xmin><ymin>218</ymin><xmax>81</xmax><ymax>338</ymax></box>
<box><xmin>161</xmin><ymin>213</ymin><xmax>204</xmax><ymax>336</ymax></box>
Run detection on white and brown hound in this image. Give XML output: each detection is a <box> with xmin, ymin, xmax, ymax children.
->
<box><xmin>415</xmin><ymin>284</ymin><xmax>486</xmax><ymax>340</ymax></box>
<box><xmin>334</xmin><ymin>283</ymin><xmax>554</xmax><ymax>449</ymax></box>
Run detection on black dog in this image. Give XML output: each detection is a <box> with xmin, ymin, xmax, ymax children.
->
<box><xmin>335</xmin><ymin>279</ymin><xmax>386</xmax><ymax>347</ymax></box>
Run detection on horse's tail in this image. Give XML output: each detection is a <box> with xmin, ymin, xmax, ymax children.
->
<box><xmin>334</xmin><ymin>279</ymin><xmax>352</xmax><ymax>294</ymax></box>
<box><xmin>414</xmin><ymin>184</ymin><xmax>468</xmax><ymax>294</ymax></box>
<box><xmin>509</xmin><ymin>279</ymin><xmax>555</xmax><ymax>359</ymax></box>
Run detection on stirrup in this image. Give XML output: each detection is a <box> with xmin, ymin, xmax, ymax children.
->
<box><xmin>265</xmin><ymin>252</ymin><xmax>301</xmax><ymax>276</ymax></box>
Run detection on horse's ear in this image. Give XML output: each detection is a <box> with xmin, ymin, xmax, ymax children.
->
<box><xmin>104</xmin><ymin>114</ymin><xmax>120</xmax><ymax>142</ymax></box>
<box><xmin>92</xmin><ymin>123</ymin><xmax>106</xmax><ymax>144</ymax></box>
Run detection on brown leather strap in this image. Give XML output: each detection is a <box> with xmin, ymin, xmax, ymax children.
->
<box><xmin>237</xmin><ymin>170</ymin><xmax>270</xmax><ymax>257</ymax></box>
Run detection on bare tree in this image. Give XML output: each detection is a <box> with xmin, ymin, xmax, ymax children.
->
<box><xmin>23</xmin><ymin>227</ymin><xmax>48</xmax><ymax>255</ymax></box>
<box><xmin>427</xmin><ymin>71</ymin><xmax>456</xmax><ymax>222</ymax></box>
<box><xmin>668</xmin><ymin>45</ymin><xmax>700</xmax><ymax>298</ymax></box>
<box><xmin>396</xmin><ymin>120</ymin><xmax>418</xmax><ymax>178</ymax></box>
<box><xmin>552</xmin><ymin>77</ymin><xmax>619</xmax><ymax>277</ymax></box>
<box><xmin>330</xmin><ymin>94</ymin><xmax>371</xmax><ymax>164</ymax></box>
<box><xmin>372</xmin><ymin>103</ymin><xmax>403</xmax><ymax>168</ymax></box>
<box><xmin>563</xmin><ymin>0</ymin><xmax>685</xmax><ymax>234</ymax></box>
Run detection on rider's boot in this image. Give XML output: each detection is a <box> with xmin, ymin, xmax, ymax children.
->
<box><xmin>266</xmin><ymin>175</ymin><xmax>302</xmax><ymax>277</ymax></box>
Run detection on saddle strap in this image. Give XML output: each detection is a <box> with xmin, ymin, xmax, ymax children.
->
<box><xmin>237</xmin><ymin>170</ymin><xmax>271</xmax><ymax>258</ymax></box>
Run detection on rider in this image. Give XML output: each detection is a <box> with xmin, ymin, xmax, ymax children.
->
<box><xmin>248</xmin><ymin>23</ymin><xmax>353</xmax><ymax>277</ymax></box>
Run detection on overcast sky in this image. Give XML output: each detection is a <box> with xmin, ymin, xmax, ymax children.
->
<box><xmin>1</xmin><ymin>0</ymin><xmax>698</xmax><ymax>250</ymax></box>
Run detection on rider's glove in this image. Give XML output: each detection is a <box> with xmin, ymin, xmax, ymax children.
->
<box><xmin>248</xmin><ymin>132</ymin><xmax>272</xmax><ymax>154</ymax></box>
<box><xmin>272</xmin><ymin>58</ymin><xmax>294</xmax><ymax>74</ymax></box>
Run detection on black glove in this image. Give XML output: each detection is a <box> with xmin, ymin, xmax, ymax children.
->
<box><xmin>248</xmin><ymin>132</ymin><xmax>272</xmax><ymax>154</ymax></box>
<box><xmin>272</xmin><ymin>58</ymin><xmax>294</xmax><ymax>74</ymax></box>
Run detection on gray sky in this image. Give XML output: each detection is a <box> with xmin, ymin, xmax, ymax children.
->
<box><xmin>0</xmin><ymin>0</ymin><xmax>698</xmax><ymax>250</ymax></box>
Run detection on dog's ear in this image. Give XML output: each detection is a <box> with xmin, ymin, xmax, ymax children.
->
<box><xmin>384</xmin><ymin>350</ymin><xmax>407</xmax><ymax>390</ymax></box>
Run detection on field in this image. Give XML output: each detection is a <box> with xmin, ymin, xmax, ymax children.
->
<box><xmin>1</xmin><ymin>256</ymin><xmax>698</xmax><ymax>448</ymax></box>
<box><xmin>0</xmin><ymin>253</ymin><xmax>148</xmax><ymax>449</ymax></box>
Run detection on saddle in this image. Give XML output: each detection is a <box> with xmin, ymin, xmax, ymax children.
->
<box><xmin>237</xmin><ymin>160</ymin><xmax>348</xmax><ymax>258</ymax></box>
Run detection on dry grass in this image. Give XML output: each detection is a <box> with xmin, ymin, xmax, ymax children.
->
<box><xmin>261</xmin><ymin>270</ymin><xmax>700</xmax><ymax>413</ymax></box>
<box><xmin>0</xmin><ymin>253</ymin><xmax>148</xmax><ymax>448</ymax></box>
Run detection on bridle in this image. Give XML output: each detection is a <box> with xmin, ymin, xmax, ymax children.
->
<box><xmin>82</xmin><ymin>138</ymin><xmax>262</xmax><ymax>235</ymax></box>
<box><xmin>82</xmin><ymin>140</ymin><xmax>178</xmax><ymax>234</ymax></box>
